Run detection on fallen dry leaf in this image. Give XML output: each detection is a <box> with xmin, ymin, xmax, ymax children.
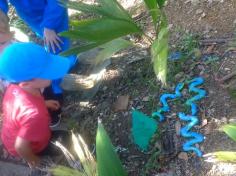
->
<box><xmin>113</xmin><ymin>95</ymin><xmax>130</xmax><ymax>112</ymax></box>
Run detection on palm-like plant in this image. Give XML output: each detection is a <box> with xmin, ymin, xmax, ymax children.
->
<box><xmin>204</xmin><ymin>124</ymin><xmax>236</xmax><ymax>162</ymax></box>
<box><xmin>59</xmin><ymin>0</ymin><xmax>168</xmax><ymax>84</ymax></box>
<box><xmin>51</xmin><ymin>122</ymin><xmax>127</xmax><ymax>176</ymax></box>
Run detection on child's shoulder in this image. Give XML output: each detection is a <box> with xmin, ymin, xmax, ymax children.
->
<box><xmin>4</xmin><ymin>84</ymin><xmax>47</xmax><ymax>117</ymax></box>
<box><xmin>4</xmin><ymin>84</ymin><xmax>43</xmax><ymax>106</ymax></box>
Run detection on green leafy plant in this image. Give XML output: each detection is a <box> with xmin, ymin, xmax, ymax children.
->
<box><xmin>167</xmin><ymin>32</ymin><xmax>201</xmax><ymax>83</ymax></box>
<box><xmin>59</xmin><ymin>0</ymin><xmax>168</xmax><ymax>84</ymax></box>
<box><xmin>59</xmin><ymin>0</ymin><xmax>142</xmax><ymax>57</ymax></box>
<box><xmin>204</xmin><ymin>123</ymin><xmax>236</xmax><ymax>162</ymax></box>
<box><xmin>180</xmin><ymin>33</ymin><xmax>200</xmax><ymax>56</ymax></box>
<box><xmin>205</xmin><ymin>151</ymin><xmax>236</xmax><ymax>163</ymax></box>
<box><xmin>94</xmin><ymin>38</ymin><xmax>133</xmax><ymax>65</ymax></box>
<box><xmin>221</xmin><ymin>124</ymin><xmax>236</xmax><ymax>142</ymax></box>
<box><xmin>51</xmin><ymin>122</ymin><xmax>127</xmax><ymax>176</ymax></box>
<box><xmin>96</xmin><ymin>122</ymin><xmax>127</xmax><ymax>176</ymax></box>
<box><xmin>51</xmin><ymin>132</ymin><xmax>96</xmax><ymax>176</ymax></box>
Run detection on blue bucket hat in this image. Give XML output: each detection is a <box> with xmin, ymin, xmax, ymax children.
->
<box><xmin>0</xmin><ymin>42</ymin><xmax>70</xmax><ymax>83</ymax></box>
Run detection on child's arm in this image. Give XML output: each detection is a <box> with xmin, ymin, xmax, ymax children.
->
<box><xmin>41</xmin><ymin>0</ymin><xmax>68</xmax><ymax>53</ymax></box>
<box><xmin>15</xmin><ymin>136</ymin><xmax>40</xmax><ymax>168</ymax></box>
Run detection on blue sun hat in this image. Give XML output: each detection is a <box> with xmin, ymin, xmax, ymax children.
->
<box><xmin>0</xmin><ymin>42</ymin><xmax>70</xmax><ymax>83</ymax></box>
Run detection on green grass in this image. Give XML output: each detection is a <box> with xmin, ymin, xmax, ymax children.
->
<box><xmin>167</xmin><ymin>31</ymin><xmax>201</xmax><ymax>84</ymax></box>
<box><xmin>141</xmin><ymin>132</ymin><xmax>161</xmax><ymax>176</ymax></box>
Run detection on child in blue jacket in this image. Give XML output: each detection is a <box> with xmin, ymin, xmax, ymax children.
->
<box><xmin>0</xmin><ymin>0</ymin><xmax>77</xmax><ymax>95</ymax></box>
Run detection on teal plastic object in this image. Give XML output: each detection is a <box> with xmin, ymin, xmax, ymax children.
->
<box><xmin>132</xmin><ymin>110</ymin><xmax>158</xmax><ymax>151</ymax></box>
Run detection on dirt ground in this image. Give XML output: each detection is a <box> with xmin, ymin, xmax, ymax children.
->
<box><xmin>166</xmin><ymin>0</ymin><xmax>236</xmax><ymax>38</ymax></box>
<box><xmin>66</xmin><ymin>1</ymin><xmax>236</xmax><ymax>176</ymax></box>
<box><xmin>2</xmin><ymin>0</ymin><xmax>236</xmax><ymax>176</ymax></box>
<box><xmin>69</xmin><ymin>44</ymin><xmax>236</xmax><ymax>176</ymax></box>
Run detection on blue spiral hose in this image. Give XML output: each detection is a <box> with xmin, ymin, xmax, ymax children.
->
<box><xmin>178</xmin><ymin>77</ymin><xmax>206</xmax><ymax>157</ymax></box>
<box><xmin>186</xmin><ymin>77</ymin><xmax>206</xmax><ymax>115</ymax></box>
<box><xmin>152</xmin><ymin>83</ymin><xmax>184</xmax><ymax>121</ymax></box>
<box><xmin>178</xmin><ymin>112</ymin><xmax>204</xmax><ymax>157</ymax></box>
<box><xmin>132</xmin><ymin>77</ymin><xmax>206</xmax><ymax>155</ymax></box>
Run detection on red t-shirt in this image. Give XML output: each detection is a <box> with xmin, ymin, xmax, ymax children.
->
<box><xmin>1</xmin><ymin>84</ymin><xmax>51</xmax><ymax>156</ymax></box>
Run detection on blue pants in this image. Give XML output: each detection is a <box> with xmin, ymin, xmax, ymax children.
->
<box><xmin>28</xmin><ymin>17</ymin><xmax>77</xmax><ymax>94</ymax></box>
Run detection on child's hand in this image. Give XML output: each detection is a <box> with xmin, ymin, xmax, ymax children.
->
<box><xmin>45</xmin><ymin>100</ymin><xmax>60</xmax><ymax>111</ymax></box>
<box><xmin>43</xmin><ymin>28</ymin><xmax>63</xmax><ymax>53</ymax></box>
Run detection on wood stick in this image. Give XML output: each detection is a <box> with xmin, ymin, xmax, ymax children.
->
<box><xmin>216</xmin><ymin>71</ymin><xmax>236</xmax><ymax>83</ymax></box>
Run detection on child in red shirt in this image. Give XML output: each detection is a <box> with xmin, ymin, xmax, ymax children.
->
<box><xmin>0</xmin><ymin>10</ymin><xmax>64</xmax><ymax>127</ymax></box>
<box><xmin>0</xmin><ymin>42</ymin><xmax>70</xmax><ymax>168</ymax></box>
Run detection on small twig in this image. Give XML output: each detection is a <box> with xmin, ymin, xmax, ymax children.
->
<box><xmin>215</xmin><ymin>70</ymin><xmax>236</xmax><ymax>84</ymax></box>
<box><xmin>200</xmin><ymin>38</ymin><xmax>235</xmax><ymax>45</ymax></box>
<box><xmin>217</xmin><ymin>60</ymin><xmax>226</xmax><ymax>73</ymax></box>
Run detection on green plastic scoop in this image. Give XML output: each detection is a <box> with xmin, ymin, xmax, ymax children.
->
<box><xmin>132</xmin><ymin>109</ymin><xmax>158</xmax><ymax>151</ymax></box>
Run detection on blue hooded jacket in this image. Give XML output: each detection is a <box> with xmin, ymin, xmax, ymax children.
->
<box><xmin>0</xmin><ymin>0</ymin><xmax>77</xmax><ymax>94</ymax></box>
<box><xmin>0</xmin><ymin>0</ymin><xmax>69</xmax><ymax>36</ymax></box>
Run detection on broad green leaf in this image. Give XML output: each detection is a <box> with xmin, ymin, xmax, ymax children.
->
<box><xmin>97</xmin><ymin>0</ymin><xmax>133</xmax><ymax>21</ymax></box>
<box><xmin>60</xmin><ymin>0</ymin><xmax>133</xmax><ymax>22</ymax></box>
<box><xmin>70</xmin><ymin>19</ymin><xmax>98</xmax><ymax>28</ymax></box>
<box><xmin>50</xmin><ymin>165</ymin><xmax>85</xmax><ymax>176</ymax></box>
<box><xmin>157</xmin><ymin>0</ymin><xmax>166</xmax><ymax>8</ymax></box>
<box><xmin>60</xmin><ymin>18</ymin><xmax>141</xmax><ymax>42</ymax></box>
<box><xmin>94</xmin><ymin>38</ymin><xmax>133</xmax><ymax>65</ymax></box>
<box><xmin>222</xmin><ymin>124</ymin><xmax>236</xmax><ymax>142</ymax></box>
<box><xmin>60</xmin><ymin>42</ymin><xmax>105</xmax><ymax>56</ymax></box>
<box><xmin>143</xmin><ymin>0</ymin><xmax>160</xmax><ymax>27</ymax></box>
<box><xmin>207</xmin><ymin>151</ymin><xmax>236</xmax><ymax>162</ymax></box>
<box><xmin>153</xmin><ymin>40</ymin><xmax>168</xmax><ymax>84</ymax></box>
<box><xmin>151</xmin><ymin>27</ymin><xmax>168</xmax><ymax>84</ymax></box>
<box><xmin>59</xmin><ymin>0</ymin><xmax>101</xmax><ymax>15</ymax></box>
<box><xmin>96</xmin><ymin>122</ymin><xmax>127</xmax><ymax>176</ymax></box>
<box><xmin>157</xmin><ymin>24</ymin><xmax>168</xmax><ymax>39</ymax></box>
<box><xmin>151</xmin><ymin>27</ymin><xmax>168</xmax><ymax>54</ymax></box>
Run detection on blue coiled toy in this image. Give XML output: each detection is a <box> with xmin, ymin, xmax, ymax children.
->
<box><xmin>178</xmin><ymin>113</ymin><xmax>204</xmax><ymax>157</ymax></box>
<box><xmin>186</xmin><ymin>77</ymin><xmax>206</xmax><ymax>115</ymax></box>
<box><xmin>178</xmin><ymin>77</ymin><xmax>206</xmax><ymax>157</ymax></box>
<box><xmin>152</xmin><ymin>83</ymin><xmax>184</xmax><ymax>121</ymax></box>
<box><xmin>133</xmin><ymin>77</ymin><xmax>206</xmax><ymax>156</ymax></box>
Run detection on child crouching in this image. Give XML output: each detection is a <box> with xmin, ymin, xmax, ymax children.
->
<box><xmin>0</xmin><ymin>42</ymin><xmax>70</xmax><ymax>167</ymax></box>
